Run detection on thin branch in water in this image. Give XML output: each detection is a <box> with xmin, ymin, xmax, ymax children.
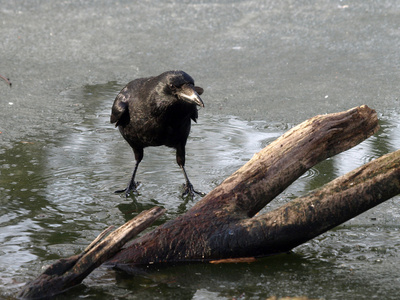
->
<box><xmin>0</xmin><ymin>74</ymin><xmax>12</xmax><ymax>87</ymax></box>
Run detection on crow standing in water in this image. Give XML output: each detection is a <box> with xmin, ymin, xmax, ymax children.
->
<box><xmin>111</xmin><ymin>70</ymin><xmax>204</xmax><ymax>197</ymax></box>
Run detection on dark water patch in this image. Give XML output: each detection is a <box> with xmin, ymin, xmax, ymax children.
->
<box><xmin>1</xmin><ymin>82</ymin><xmax>400</xmax><ymax>299</ymax></box>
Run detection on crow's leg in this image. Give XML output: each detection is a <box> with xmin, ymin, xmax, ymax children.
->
<box><xmin>115</xmin><ymin>148</ymin><xmax>143</xmax><ymax>197</ymax></box>
<box><xmin>176</xmin><ymin>145</ymin><xmax>204</xmax><ymax>198</ymax></box>
<box><xmin>114</xmin><ymin>161</ymin><xmax>140</xmax><ymax>196</ymax></box>
<box><xmin>180</xmin><ymin>165</ymin><xmax>205</xmax><ymax>197</ymax></box>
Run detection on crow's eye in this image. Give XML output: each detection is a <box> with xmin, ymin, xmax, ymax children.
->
<box><xmin>169</xmin><ymin>84</ymin><xmax>177</xmax><ymax>90</ymax></box>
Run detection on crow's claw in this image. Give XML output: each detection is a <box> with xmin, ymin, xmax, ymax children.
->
<box><xmin>115</xmin><ymin>181</ymin><xmax>140</xmax><ymax>197</ymax></box>
<box><xmin>182</xmin><ymin>182</ymin><xmax>205</xmax><ymax>198</ymax></box>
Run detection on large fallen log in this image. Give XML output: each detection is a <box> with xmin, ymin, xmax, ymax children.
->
<box><xmin>21</xmin><ymin>105</ymin><xmax>400</xmax><ymax>299</ymax></box>
<box><xmin>18</xmin><ymin>207</ymin><xmax>165</xmax><ymax>299</ymax></box>
<box><xmin>107</xmin><ymin>105</ymin><xmax>388</xmax><ymax>266</ymax></box>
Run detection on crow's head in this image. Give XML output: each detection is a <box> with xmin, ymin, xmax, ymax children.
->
<box><xmin>160</xmin><ymin>70</ymin><xmax>204</xmax><ymax>107</ymax></box>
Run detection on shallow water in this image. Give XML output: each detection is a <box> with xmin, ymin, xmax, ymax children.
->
<box><xmin>1</xmin><ymin>0</ymin><xmax>400</xmax><ymax>299</ymax></box>
<box><xmin>1</xmin><ymin>83</ymin><xmax>400</xmax><ymax>299</ymax></box>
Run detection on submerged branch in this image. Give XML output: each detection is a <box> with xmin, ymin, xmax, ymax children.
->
<box><xmin>0</xmin><ymin>74</ymin><xmax>12</xmax><ymax>87</ymax></box>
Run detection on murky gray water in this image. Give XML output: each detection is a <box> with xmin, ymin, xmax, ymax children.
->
<box><xmin>1</xmin><ymin>0</ymin><xmax>400</xmax><ymax>299</ymax></box>
<box><xmin>1</xmin><ymin>83</ymin><xmax>400</xmax><ymax>299</ymax></box>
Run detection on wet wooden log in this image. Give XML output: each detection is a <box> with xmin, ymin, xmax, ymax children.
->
<box><xmin>106</xmin><ymin>105</ymin><xmax>395</xmax><ymax>267</ymax></box>
<box><xmin>18</xmin><ymin>206</ymin><xmax>165</xmax><ymax>299</ymax></box>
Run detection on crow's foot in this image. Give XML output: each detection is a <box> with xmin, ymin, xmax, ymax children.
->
<box><xmin>115</xmin><ymin>181</ymin><xmax>140</xmax><ymax>197</ymax></box>
<box><xmin>182</xmin><ymin>182</ymin><xmax>205</xmax><ymax>198</ymax></box>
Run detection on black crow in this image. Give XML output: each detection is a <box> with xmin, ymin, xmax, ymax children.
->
<box><xmin>111</xmin><ymin>70</ymin><xmax>204</xmax><ymax>197</ymax></box>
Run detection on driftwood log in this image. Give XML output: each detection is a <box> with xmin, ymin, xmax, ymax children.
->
<box><xmin>20</xmin><ymin>105</ymin><xmax>400</xmax><ymax>299</ymax></box>
<box><xmin>107</xmin><ymin>105</ymin><xmax>385</xmax><ymax>265</ymax></box>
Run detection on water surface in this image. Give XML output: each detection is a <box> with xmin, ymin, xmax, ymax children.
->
<box><xmin>1</xmin><ymin>83</ymin><xmax>400</xmax><ymax>299</ymax></box>
<box><xmin>1</xmin><ymin>0</ymin><xmax>400</xmax><ymax>299</ymax></box>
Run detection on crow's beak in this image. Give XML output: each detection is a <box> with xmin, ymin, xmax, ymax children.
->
<box><xmin>178</xmin><ymin>84</ymin><xmax>204</xmax><ymax>107</ymax></box>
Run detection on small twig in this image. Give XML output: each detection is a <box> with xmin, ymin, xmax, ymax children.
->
<box><xmin>0</xmin><ymin>74</ymin><xmax>12</xmax><ymax>87</ymax></box>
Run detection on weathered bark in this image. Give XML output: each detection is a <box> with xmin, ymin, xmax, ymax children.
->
<box><xmin>239</xmin><ymin>149</ymin><xmax>400</xmax><ymax>255</ymax></box>
<box><xmin>18</xmin><ymin>207</ymin><xmax>165</xmax><ymax>299</ymax></box>
<box><xmin>106</xmin><ymin>105</ymin><xmax>388</xmax><ymax>266</ymax></box>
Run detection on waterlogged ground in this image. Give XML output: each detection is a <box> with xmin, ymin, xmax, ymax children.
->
<box><xmin>1</xmin><ymin>83</ymin><xmax>400</xmax><ymax>299</ymax></box>
<box><xmin>2</xmin><ymin>0</ymin><xmax>400</xmax><ymax>299</ymax></box>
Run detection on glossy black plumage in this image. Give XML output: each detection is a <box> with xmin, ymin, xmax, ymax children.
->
<box><xmin>111</xmin><ymin>70</ymin><xmax>204</xmax><ymax>197</ymax></box>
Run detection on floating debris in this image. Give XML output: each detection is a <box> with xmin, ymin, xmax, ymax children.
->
<box><xmin>0</xmin><ymin>74</ymin><xmax>12</xmax><ymax>87</ymax></box>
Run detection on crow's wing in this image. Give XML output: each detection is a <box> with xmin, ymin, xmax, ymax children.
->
<box><xmin>110</xmin><ymin>85</ymin><xmax>132</xmax><ymax>127</ymax></box>
<box><xmin>111</xmin><ymin>77</ymin><xmax>155</xmax><ymax>127</ymax></box>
